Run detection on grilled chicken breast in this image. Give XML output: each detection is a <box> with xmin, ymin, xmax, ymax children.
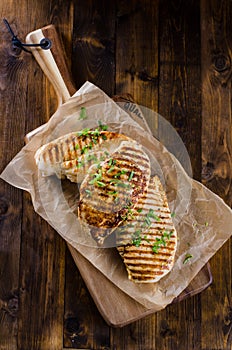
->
<box><xmin>78</xmin><ymin>141</ymin><xmax>151</xmax><ymax>245</ymax></box>
<box><xmin>116</xmin><ymin>176</ymin><xmax>177</xmax><ymax>283</ymax></box>
<box><xmin>35</xmin><ymin>128</ymin><xmax>133</xmax><ymax>182</ymax></box>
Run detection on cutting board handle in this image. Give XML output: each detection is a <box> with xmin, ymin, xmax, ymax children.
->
<box><xmin>25</xmin><ymin>25</ymin><xmax>76</xmax><ymax>142</ymax></box>
<box><xmin>26</xmin><ymin>24</ymin><xmax>76</xmax><ymax>104</ymax></box>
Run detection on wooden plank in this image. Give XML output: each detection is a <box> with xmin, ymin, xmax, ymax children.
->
<box><xmin>156</xmin><ymin>0</ymin><xmax>202</xmax><ymax>349</ymax></box>
<box><xmin>0</xmin><ymin>2</ymin><xmax>73</xmax><ymax>349</ymax></box>
<box><xmin>19</xmin><ymin>192</ymin><xmax>65</xmax><ymax>350</ymax></box>
<box><xmin>71</xmin><ymin>0</ymin><xmax>116</xmax><ymax>96</ymax></box>
<box><xmin>0</xmin><ymin>6</ymin><xmax>31</xmax><ymax>349</ymax></box>
<box><xmin>63</xmin><ymin>248</ymin><xmax>110</xmax><ymax>349</ymax></box>
<box><xmin>110</xmin><ymin>314</ymin><xmax>157</xmax><ymax>350</ymax></box>
<box><xmin>111</xmin><ymin>0</ymin><xmax>159</xmax><ymax>347</ymax></box>
<box><xmin>115</xmin><ymin>0</ymin><xmax>159</xmax><ymax>134</ymax></box>
<box><xmin>200</xmin><ymin>1</ymin><xmax>232</xmax><ymax>349</ymax></box>
<box><xmin>158</xmin><ymin>0</ymin><xmax>202</xmax><ymax>180</ymax></box>
<box><xmin>64</xmin><ymin>0</ymin><xmax>116</xmax><ymax>347</ymax></box>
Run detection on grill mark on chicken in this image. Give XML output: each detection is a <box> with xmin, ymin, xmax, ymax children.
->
<box><xmin>116</xmin><ymin>151</ymin><xmax>149</xmax><ymax>164</ymax></box>
<box><xmin>78</xmin><ymin>142</ymin><xmax>151</xmax><ymax>245</ymax></box>
<box><xmin>116</xmin><ymin>175</ymin><xmax>177</xmax><ymax>283</ymax></box>
<box><xmin>35</xmin><ymin>130</ymin><xmax>135</xmax><ymax>181</ymax></box>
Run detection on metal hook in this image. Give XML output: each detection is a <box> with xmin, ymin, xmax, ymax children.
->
<box><xmin>3</xmin><ymin>18</ymin><xmax>52</xmax><ymax>53</ymax></box>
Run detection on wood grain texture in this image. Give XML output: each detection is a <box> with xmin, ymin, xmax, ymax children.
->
<box><xmin>17</xmin><ymin>1</ymin><xmax>68</xmax><ymax>348</ymax></box>
<box><xmin>158</xmin><ymin>0</ymin><xmax>202</xmax><ymax>180</ymax></box>
<box><xmin>0</xmin><ymin>5</ymin><xmax>30</xmax><ymax>349</ymax></box>
<box><xmin>71</xmin><ymin>0</ymin><xmax>116</xmax><ymax>96</ymax></box>
<box><xmin>153</xmin><ymin>2</ymin><xmax>203</xmax><ymax>350</ymax></box>
<box><xmin>64</xmin><ymin>0</ymin><xmax>116</xmax><ymax>347</ymax></box>
<box><xmin>0</xmin><ymin>1</ymin><xmax>71</xmax><ymax>350</ymax></box>
<box><xmin>115</xmin><ymin>0</ymin><xmax>159</xmax><ymax>134</ymax></box>
<box><xmin>0</xmin><ymin>0</ymin><xmax>231</xmax><ymax>349</ymax></box>
<box><xmin>201</xmin><ymin>1</ymin><xmax>232</xmax><ymax>349</ymax></box>
<box><xmin>64</xmin><ymin>248</ymin><xmax>110</xmax><ymax>349</ymax></box>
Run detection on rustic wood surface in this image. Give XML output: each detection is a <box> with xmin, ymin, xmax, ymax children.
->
<box><xmin>0</xmin><ymin>1</ymin><xmax>231</xmax><ymax>349</ymax></box>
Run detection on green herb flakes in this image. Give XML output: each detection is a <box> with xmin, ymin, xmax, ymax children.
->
<box><xmin>79</xmin><ymin>107</ymin><xmax>87</xmax><ymax>120</ymax></box>
<box><xmin>98</xmin><ymin>120</ymin><xmax>108</xmax><ymax>131</ymax></box>
<box><xmin>183</xmin><ymin>254</ymin><xmax>193</xmax><ymax>264</ymax></box>
<box><xmin>108</xmin><ymin>158</ymin><xmax>116</xmax><ymax>166</ymax></box>
<box><xmin>77</xmin><ymin>160</ymin><xmax>85</xmax><ymax>168</ymax></box>
<box><xmin>77</xmin><ymin>128</ymin><xmax>90</xmax><ymax>136</ymax></box>
<box><xmin>151</xmin><ymin>230</ymin><xmax>173</xmax><ymax>254</ymax></box>
<box><xmin>107</xmin><ymin>166</ymin><xmax>115</xmax><ymax>173</ymax></box>
<box><xmin>128</xmin><ymin>170</ymin><xmax>134</xmax><ymax>181</ymax></box>
<box><xmin>96</xmin><ymin>181</ymin><xmax>106</xmax><ymax>187</ymax></box>
<box><xmin>132</xmin><ymin>230</ymin><xmax>142</xmax><ymax>247</ymax></box>
<box><xmin>85</xmin><ymin>189</ymin><xmax>92</xmax><ymax>196</ymax></box>
<box><xmin>147</xmin><ymin>208</ymin><xmax>160</xmax><ymax>221</ymax></box>
<box><xmin>107</xmin><ymin>190</ymin><xmax>118</xmax><ymax>196</ymax></box>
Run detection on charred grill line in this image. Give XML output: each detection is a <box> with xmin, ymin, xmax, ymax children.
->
<box><xmin>116</xmin><ymin>176</ymin><xmax>177</xmax><ymax>283</ymax></box>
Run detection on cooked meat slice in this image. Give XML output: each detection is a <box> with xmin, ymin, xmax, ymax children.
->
<box><xmin>78</xmin><ymin>141</ymin><xmax>151</xmax><ymax>245</ymax></box>
<box><xmin>60</xmin><ymin>151</ymin><xmax>107</xmax><ymax>183</ymax></box>
<box><xmin>116</xmin><ymin>175</ymin><xmax>177</xmax><ymax>283</ymax></box>
<box><xmin>35</xmin><ymin>128</ymin><xmax>132</xmax><ymax>182</ymax></box>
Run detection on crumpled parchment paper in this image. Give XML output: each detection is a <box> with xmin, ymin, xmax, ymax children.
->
<box><xmin>1</xmin><ymin>81</ymin><xmax>231</xmax><ymax>310</ymax></box>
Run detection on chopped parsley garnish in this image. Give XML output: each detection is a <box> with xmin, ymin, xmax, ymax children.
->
<box><xmin>128</xmin><ymin>171</ymin><xmax>134</xmax><ymax>181</ymax></box>
<box><xmin>77</xmin><ymin>128</ymin><xmax>90</xmax><ymax>136</ymax></box>
<box><xmin>85</xmin><ymin>189</ymin><xmax>92</xmax><ymax>196</ymax></box>
<box><xmin>107</xmin><ymin>166</ymin><xmax>115</xmax><ymax>173</ymax></box>
<box><xmin>96</xmin><ymin>181</ymin><xmax>106</xmax><ymax>187</ymax></box>
<box><xmin>107</xmin><ymin>190</ymin><xmax>118</xmax><ymax>196</ymax></box>
<box><xmin>81</xmin><ymin>145</ymin><xmax>89</xmax><ymax>154</ymax></box>
<box><xmin>114</xmin><ymin>169</ymin><xmax>127</xmax><ymax>178</ymax></box>
<box><xmin>121</xmin><ymin>209</ymin><xmax>135</xmax><ymax>221</ymax></box>
<box><xmin>132</xmin><ymin>230</ymin><xmax>142</xmax><ymax>246</ymax></box>
<box><xmin>151</xmin><ymin>230</ymin><xmax>173</xmax><ymax>254</ymax></box>
<box><xmin>98</xmin><ymin>120</ymin><xmax>108</xmax><ymax>131</ymax></box>
<box><xmin>89</xmin><ymin>170</ymin><xmax>103</xmax><ymax>185</ymax></box>
<box><xmin>76</xmin><ymin>124</ymin><xmax>109</xmax><ymax>142</ymax></box>
<box><xmin>77</xmin><ymin>160</ymin><xmax>85</xmax><ymax>168</ymax></box>
<box><xmin>108</xmin><ymin>158</ymin><xmax>116</xmax><ymax>166</ymax></box>
<box><xmin>147</xmin><ymin>208</ymin><xmax>161</xmax><ymax>221</ymax></box>
<box><xmin>144</xmin><ymin>216</ymin><xmax>151</xmax><ymax>227</ymax></box>
<box><xmin>163</xmin><ymin>230</ymin><xmax>173</xmax><ymax>240</ymax></box>
<box><xmin>79</xmin><ymin>106</ymin><xmax>87</xmax><ymax>120</ymax></box>
<box><xmin>183</xmin><ymin>254</ymin><xmax>193</xmax><ymax>264</ymax></box>
<box><xmin>132</xmin><ymin>236</ymin><xmax>142</xmax><ymax>247</ymax></box>
<box><xmin>171</xmin><ymin>212</ymin><xmax>176</xmax><ymax>218</ymax></box>
<box><xmin>152</xmin><ymin>236</ymin><xmax>166</xmax><ymax>253</ymax></box>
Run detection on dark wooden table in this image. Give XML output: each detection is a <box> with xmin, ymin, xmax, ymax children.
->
<box><xmin>0</xmin><ymin>1</ymin><xmax>231</xmax><ymax>349</ymax></box>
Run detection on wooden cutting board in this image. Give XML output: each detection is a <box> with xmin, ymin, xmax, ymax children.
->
<box><xmin>25</xmin><ymin>24</ymin><xmax>212</xmax><ymax>327</ymax></box>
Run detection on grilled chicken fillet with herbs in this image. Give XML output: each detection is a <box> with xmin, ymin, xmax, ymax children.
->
<box><xmin>78</xmin><ymin>142</ymin><xmax>151</xmax><ymax>245</ymax></box>
<box><xmin>116</xmin><ymin>176</ymin><xmax>177</xmax><ymax>283</ymax></box>
<box><xmin>35</xmin><ymin>128</ymin><xmax>133</xmax><ymax>182</ymax></box>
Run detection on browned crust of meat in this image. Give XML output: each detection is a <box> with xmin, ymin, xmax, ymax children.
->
<box><xmin>38</xmin><ymin>131</ymin><xmax>130</xmax><ymax>165</ymax></box>
<box><xmin>78</xmin><ymin>144</ymin><xmax>151</xmax><ymax>245</ymax></box>
<box><xmin>116</xmin><ymin>176</ymin><xmax>177</xmax><ymax>283</ymax></box>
